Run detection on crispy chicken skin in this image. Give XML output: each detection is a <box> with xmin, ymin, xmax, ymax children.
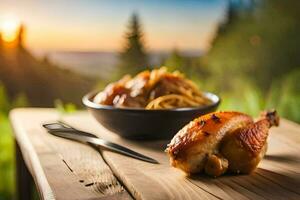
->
<box><xmin>166</xmin><ymin>110</ymin><xmax>279</xmax><ymax>177</ymax></box>
<box><xmin>166</xmin><ymin>111</ymin><xmax>253</xmax><ymax>174</ymax></box>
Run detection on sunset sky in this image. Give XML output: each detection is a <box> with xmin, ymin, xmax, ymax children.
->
<box><xmin>0</xmin><ymin>0</ymin><xmax>226</xmax><ymax>52</ymax></box>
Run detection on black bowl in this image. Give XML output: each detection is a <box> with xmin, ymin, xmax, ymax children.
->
<box><xmin>82</xmin><ymin>91</ymin><xmax>220</xmax><ymax>140</ymax></box>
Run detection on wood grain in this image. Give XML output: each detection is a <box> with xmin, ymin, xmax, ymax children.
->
<box><xmin>10</xmin><ymin>108</ymin><xmax>300</xmax><ymax>200</ymax></box>
<box><xmin>10</xmin><ymin>108</ymin><xmax>132</xmax><ymax>200</ymax></box>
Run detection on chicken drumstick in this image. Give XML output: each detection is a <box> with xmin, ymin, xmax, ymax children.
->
<box><xmin>166</xmin><ymin>110</ymin><xmax>279</xmax><ymax>177</ymax></box>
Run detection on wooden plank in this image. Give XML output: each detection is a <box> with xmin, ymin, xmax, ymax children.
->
<box><xmin>62</xmin><ymin>110</ymin><xmax>300</xmax><ymax>200</ymax></box>
<box><xmin>10</xmin><ymin>108</ymin><xmax>132</xmax><ymax>200</ymax></box>
<box><xmin>10</xmin><ymin>108</ymin><xmax>300</xmax><ymax>200</ymax></box>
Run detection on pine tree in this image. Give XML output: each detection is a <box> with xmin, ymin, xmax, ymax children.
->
<box><xmin>17</xmin><ymin>24</ymin><xmax>25</xmax><ymax>48</ymax></box>
<box><xmin>117</xmin><ymin>13</ymin><xmax>148</xmax><ymax>76</ymax></box>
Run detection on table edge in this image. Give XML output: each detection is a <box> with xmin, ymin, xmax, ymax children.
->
<box><xmin>9</xmin><ymin>109</ymin><xmax>55</xmax><ymax>200</ymax></box>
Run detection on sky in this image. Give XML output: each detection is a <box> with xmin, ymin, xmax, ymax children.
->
<box><xmin>0</xmin><ymin>0</ymin><xmax>227</xmax><ymax>52</ymax></box>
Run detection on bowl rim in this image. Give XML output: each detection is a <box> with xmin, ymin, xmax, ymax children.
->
<box><xmin>82</xmin><ymin>90</ymin><xmax>221</xmax><ymax>112</ymax></box>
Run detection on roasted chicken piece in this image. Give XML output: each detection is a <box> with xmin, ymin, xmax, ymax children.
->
<box><xmin>93</xmin><ymin>75</ymin><xmax>147</xmax><ymax>108</ymax></box>
<box><xmin>166</xmin><ymin>110</ymin><xmax>279</xmax><ymax>177</ymax></box>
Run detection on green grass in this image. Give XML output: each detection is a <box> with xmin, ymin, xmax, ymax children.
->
<box><xmin>0</xmin><ymin>113</ymin><xmax>15</xmax><ymax>200</ymax></box>
<box><xmin>0</xmin><ymin>85</ymin><xmax>27</xmax><ymax>200</ymax></box>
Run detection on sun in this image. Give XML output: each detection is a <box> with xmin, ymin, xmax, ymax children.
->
<box><xmin>0</xmin><ymin>17</ymin><xmax>20</xmax><ymax>42</ymax></box>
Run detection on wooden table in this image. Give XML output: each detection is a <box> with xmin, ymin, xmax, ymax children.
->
<box><xmin>10</xmin><ymin>108</ymin><xmax>300</xmax><ymax>200</ymax></box>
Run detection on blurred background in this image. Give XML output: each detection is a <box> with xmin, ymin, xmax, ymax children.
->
<box><xmin>0</xmin><ymin>0</ymin><xmax>299</xmax><ymax>199</ymax></box>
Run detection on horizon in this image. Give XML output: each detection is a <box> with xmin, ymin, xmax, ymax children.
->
<box><xmin>0</xmin><ymin>0</ymin><xmax>226</xmax><ymax>52</ymax></box>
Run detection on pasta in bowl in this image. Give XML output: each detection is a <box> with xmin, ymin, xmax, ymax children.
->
<box><xmin>83</xmin><ymin>67</ymin><xmax>220</xmax><ymax>140</ymax></box>
<box><xmin>93</xmin><ymin>67</ymin><xmax>212</xmax><ymax>110</ymax></box>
